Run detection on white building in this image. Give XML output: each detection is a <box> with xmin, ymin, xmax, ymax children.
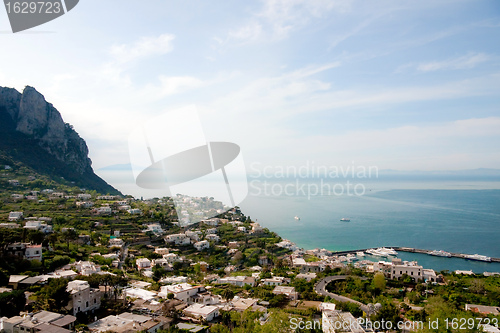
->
<box><xmin>183</xmin><ymin>304</ymin><xmax>219</xmax><ymax>322</ymax></box>
<box><xmin>218</xmin><ymin>276</ymin><xmax>256</xmax><ymax>287</ymax></box>
<box><xmin>136</xmin><ymin>258</ymin><xmax>152</xmax><ymax>271</ymax></box>
<box><xmin>67</xmin><ymin>280</ymin><xmax>102</xmax><ymax>316</ymax></box>
<box><xmin>206</xmin><ymin>228</ymin><xmax>217</xmax><ymax>234</ymax></box>
<box><xmin>78</xmin><ymin>194</ymin><xmax>92</xmax><ymax>200</ymax></box>
<box><xmin>25</xmin><ymin>244</ymin><xmax>42</xmax><ymax>261</ymax></box>
<box><xmin>194</xmin><ymin>240</ymin><xmax>210</xmax><ymax>251</ymax></box>
<box><xmin>73</xmin><ymin>261</ymin><xmax>101</xmax><ymax>275</ymax></box>
<box><xmin>237</xmin><ymin>226</ymin><xmax>246</xmax><ymax>233</ymax></box>
<box><xmin>205</xmin><ymin>234</ymin><xmax>220</xmax><ymax>243</ymax></box>
<box><xmin>261</xmin><ymin>276</ymin><xmax>290</xmax><ymax>286</ymax></box>
<box><xmin>145</xmin><ymin>223</ymin><xmax>164</xmax><ymax>235</ymax></box>
<box><xmin>8</xmin><ymin>211</ymin><xmax>23</xmax><ymax>221</ymax></box>
<box><xmin>76</xmin><ymin>201</ymin><xmax>94</xmax><ymax>208</ymax></box>
<box><xmin>185</xmin><ymin>230</ymin><xmax>202</xmax><ymax>241</ymax></box>
<box><xmin>109</xmin><ymin>238</ymin><xmax>124</xmax><ymax>247</ymax></box>
<box><xmin>202</xmin><ymin>218</ymin><xmax>220</xmax><ymax>226</ymax></box>
<box><xmin>159</xmin><ymin>283</ymin><xmax>206</xmax><ymax>303</ymax></box>
<box><xmin>128</xmin><ymin>208</ymin><xmax>142</xmax><ymax>215</ymax></box>
<box><xmin>154</xmin><ymin>247</ymin><xmax>170</xmax><ymax>255</ymax></box>
<box><xmin>96</xmin><ymin>206</ymin><xmax>112</xmax><ymax>215</ymax></box>
<box><xmin>165</xmin><ymin>233</ymin><xmax>191</xmax><ymax>246</ymax></box>
<box><xmin>163</xmin><ymin>253</ymin><xmax>182</xmax><ymax>264</ymax></box>
<box><xmin>273</xmin><ymin>286</ymin><xmax>298</xmax><ymax>300</ymax></box>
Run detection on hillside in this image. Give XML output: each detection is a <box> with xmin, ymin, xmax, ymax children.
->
<box><xmin>0</xmin><ymin>86</ymin><xmax>120</xmax><ymax>195</ymax></box>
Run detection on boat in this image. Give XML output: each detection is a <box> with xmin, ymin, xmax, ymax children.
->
<box><xmin>379</xmin><ymin>247</ymin><xmax>398</xmax><ymax>256</ymax></box>
<box><xmin>356</xmin><ymin>251</ymin><xmax>365</xmax><ymax>257</ymax></box>
<box><xmin>294</xmin><ymin>216</ymin><xmax>300</xmax><ymax>221</ymax></box>
<box><xmin>340</xmin><ymin>218</ymin><xmax>350</xmax><ymax>222</ymax></box>
<box><xmin>429</xmin><ymin>250</ymin><xmax>452</xmax><ymax>257</ymax></box>
<box><xmin>464</xmin><ymin>254</ymin><xmax>491</xmax><ymax>262</ymax></box>
<box><xmin>366</xmin><ymin>248</ymin><xmax>388</xmax><ymax>257</ymax></box>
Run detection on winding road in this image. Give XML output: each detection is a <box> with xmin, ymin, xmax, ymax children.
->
<box><xmin>314</xmin><ymin>275</ymin><xmax>370</xmax><ymax>314</ymax></box>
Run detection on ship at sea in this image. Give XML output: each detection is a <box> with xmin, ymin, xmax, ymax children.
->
<box><xmin>464</xmin><ymin>254</ymin><xmax>491</xmax><ymax>262</ymax></box>
<box><xmin>430</xmin><ymin>250</ymin><xmax>452</xmax><ymax>257</ymax></box>
<box><xmin>340</xmin><ymin>218</ymin><xmax>350</xmax><ymax>222</ymax></box>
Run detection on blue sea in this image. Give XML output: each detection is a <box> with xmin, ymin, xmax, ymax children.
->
<box><xmin>238</xmin><ymin>179</ymin><xmax>500</xmax><ymax>274</ymax></box>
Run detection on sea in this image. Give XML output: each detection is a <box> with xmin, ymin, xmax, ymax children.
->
<box><xmin>97</xmin><ymin>165</ymin><xmax>500</xmax><ymax>274</ymax></box>
<box><xmin>238</xmin><ymin>177</ymin><xmax>500</xmax><ymax>274</ymax></box>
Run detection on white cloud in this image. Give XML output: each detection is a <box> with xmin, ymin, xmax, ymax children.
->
<box><xmin>220</xmin><ymin>0</ymin><xmax>350</xmax><ymax>45</ymax></box>
<box><xmin>109</xmin><ymin>34</ymin><xmax>175</xmax><ymax>64</ymax></box>
<box><xmin>417</xmin><ymin>53</ymin><xmax>490</xmax><ymax>72</ymax></box>
<box><xmin>142</xmin><ymin>75</ymin><xmax>204</xmax><ymax>99</ymax></box>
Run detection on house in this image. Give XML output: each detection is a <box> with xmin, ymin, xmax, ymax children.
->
<box><xmin>206</xmin><ymin>228</ymin><xmax>217</xmax><ymax>234</ymax></box>
<box><xmin>160</xmin><ymin>276</ymin><xmax>188</xmax><ymax>284</ymax></box>
<box><xmin>1</xmin><ymin>310</ymin><xmax>76</xmax><ymax>333</ymax></box>
<box><xmin>8</xmin><ymin>211</ymin><xmax>23</xmax><ymax>221</ymax></box>
<box><xmin>218</xmin><ymin>276</ymin><xmax>256</xmax><ymax>287</ymax></box>
<box><xmin>78</xmin><ymin>193</ymin><xmax>92</xmax><ymax>200</ymax></box>
<box><xmin>205</xmin><ymin>234</ymin><xmax>220</xmax><ymax>243</ymax></box>
<box><xmin>202</xmin><ymin>218</ymin><xmax>220</xmax><ymax>226</ymax></box>
<box><xmin>95</xmin><ymin>206</ymin><xmax>112</xmax><ymax>215</ymax></box>
<box><xmin>237</xmin><ymin>226</ymin><xmax>246</xmax><ymax>232</ymax></box>
<box><xmin>158</xmin><ymin>283</ymin><xmax>206</xmax><ymax>304</ymax></box>
<box><xmin>10</xmin><ymin>194</ymin><xmax>23</xmax><ymax>201</ymax></box>
<box><xmin>118</xmin><ymin>205</ymin><xmax>131</xmax><ymax>211</ymax></box>
<box><xmin>67</xmin><ymin>280</ymin><xmax>102</xmax><ymax>316</ymax></box>
<box><xmin>145</xmin><ymin>223</ymin><xmax>163</xmax><ymax>235</ymax></box>
<box><xmin>154</xmin><ymin>247</ymin><xmax>170</xmax><ymax>255</ymax></box>
<box><xmin>76</xmin><ymin>201</ymin><xmax>94</xmax><ymax>208</ymax></box>
<box><xmin>375</xmin><ymin>259</ymin><xmax>425</xmax><ymax>281</ymax></box>
<box><xmin>163</xmin><ymin>253</ymin><xmax>182</xmax><ymax>264</ymax></box>
<box><xmin>261</xmin><ymin>276</ymin><xmax>290</xmax><ymax>286</ymax></box>
<box><xmin>250</xmin><ymin>223</ymin><xmax>264</xmax><ymax>234</ymax></box>
<box><xmin>185</xmin><ymin>230</ymin><xmax>202</xmax><ymax>241</ymax></box>
<box><xmin>0</xmin><ymin>223</ymin><xmax>20</xmax><ymax>229</ymax></box>
<box><xmin>73</xmin><ymin>261</ymin><xmax>101</xmax><ymax>275</ymax></box>
<box><xmin>183</xmin><ymin>304</ymin><xmax>219</xmax><ymax>322</ymax></box>
<box><xmin>136</xmin><ymin>258</ymin><xmax>152</xmax><ymax>271</ymax></box>
<box><xmin>258</xmin><ymin>256</ymin><xmax>269</xmax><ymax>266</ymax></box>
<box><xmin>228</xmin><ymin>241</ymin><xmax>239</xmax><ymax>249</ymax></box>
<box><xmin>296</xmin><ymin>273</ymin><xmax>317</xmax><ymax>282</ymax></box>
<box><xmin>127</xmin><ymin>208</ymin><xmax>142</xmax><ymax>215</ymax></box>
<box><xmin>165</xmin><ymin>233</ymin><xmax>191</xmax><ymax>246</ymax></box>
<box><xmin>25</xmin><ymin>244</ymin><xmax>43</xmax><ymax>261</ymax></box>
<box><xmin>88</xmin><ymin>313</ymin><xmax>167</xmax><ymax>333</ymax></box>
<box><xmin>273</xmin><ymin>286</ymin><xmax>298</xmax><ymax>300</ymax></box>
<box><xmin>8</xmin><ymin>179</ymin><xmax>19</xmax><ymax>186</ymax></box>
<box><xmin>465</xmin><ymin>304</ymin><xmax>500</xmax><ymax>315</ymax></box>
<box><xmin>194</xmin><ymin>240</ymin><xmax>210</xmax><ymax>251</ymax></box>
<box><xmin>108</xmin><ymin>238</ymin><xmax>124</xmax><ymax>247</ymax></box>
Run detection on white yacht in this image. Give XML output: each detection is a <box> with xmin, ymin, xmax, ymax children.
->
<box><xmin>356</xmin><ymin>251</ymin><xmax>365</xmax><ymax>257</ymax></box>
<box><xmin>430</xmin><ymin>250</ymin><xmax>452</xmax><ymax>257</ymax></box>
<box><xmin>464</xmin><ymin>254</ymin><xmax>491</xmax><ymax>262</ymax></box>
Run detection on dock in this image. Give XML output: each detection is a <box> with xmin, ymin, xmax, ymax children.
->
<box><xmin>331</xmin><ymin>247</ymin><xmax>500</xmax><ymax>263</ymax></box>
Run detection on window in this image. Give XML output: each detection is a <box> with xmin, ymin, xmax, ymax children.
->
<box><xmin>94</xmin><ymin>299</ymin><xmax>96</xmax><ymax>304</ymax></box>
<box><xmin>86</xmin><ymin>301</ymin><xmax>89</xmax><ymax>307</ymax></box>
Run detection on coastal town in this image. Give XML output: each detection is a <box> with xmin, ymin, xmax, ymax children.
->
<box><xmin>1</xmin><ymin>163</ymin><xmax>500</xmax><ymax>333</ymax></box>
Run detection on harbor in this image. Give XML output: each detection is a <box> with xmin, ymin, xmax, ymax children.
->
<box><xmin>331</xmin><ymin>247</ymin><xmax>500</xmax><ymax>263</ymax></box>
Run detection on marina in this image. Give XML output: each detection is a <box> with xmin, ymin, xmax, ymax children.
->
<box><xmin>332</xmin><ymin>247</ymin><xmax>500</xmax><ymax>263</ymax></box>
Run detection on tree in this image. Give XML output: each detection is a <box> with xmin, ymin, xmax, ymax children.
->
<box><xmin>36</xmin><ymin>278</ymin><xmax>70</xmax><ymax>312</ymax></box>
<box><xmin>46</xmin><ymin>232</ymin><xmax>58</xmax><ymax>249</ymax></box>
<box><xmin>222</xmin><ymin>289</ymin><xmax>235</xmax><ymax>302</ymax></box>
<box><xmin>61</xmin><ymin>228</ymin><xmax>78</xmax><ymax>251</ymax></box>
<box><xmin>373</xmin><ymin>272</ymin><xmax>386</xmax><ymax>291</ymax></box>
<box><xmin>0</xmin><ymin>290</ymin><xmax>26</xmax><ymax>317</ymax></box>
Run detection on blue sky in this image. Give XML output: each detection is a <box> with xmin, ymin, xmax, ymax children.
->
<box><xmin>1</xmin><ymin>0</ymin><xmax>500</xmax><ymax>173</ymax></box>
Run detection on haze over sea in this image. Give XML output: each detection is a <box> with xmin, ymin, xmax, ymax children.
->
<box><xmin>98</xmin><ymin>165</ymin><xmax>500</xmax><ymax>274</ymax></box>
<box><xmin>238</xmin><ymin>175</ymin><xmax>500</xmax><ymax>274</ymax></box>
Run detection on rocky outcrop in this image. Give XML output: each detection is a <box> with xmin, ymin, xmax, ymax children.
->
<box><xmin>0</xmin><ymin>85</ymin><xmax>120</xmax><ymax>194</ymax></box>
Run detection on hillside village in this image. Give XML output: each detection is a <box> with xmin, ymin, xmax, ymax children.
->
<box><xmin>1</xmin><ymin>161</ymin><xmax>500</xmax><ymax>333</ymax></box>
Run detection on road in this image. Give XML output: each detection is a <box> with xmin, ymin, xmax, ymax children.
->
<box><xmin>314</xmin><ymin>275</ymin><xmax>370</xmax><ymax>314</ymax></box>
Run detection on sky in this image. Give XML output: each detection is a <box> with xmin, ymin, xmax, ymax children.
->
<box><xmin>1</xmin><ymin>0</ymin><xmax>500</xmax><ymax>178</ymax></box>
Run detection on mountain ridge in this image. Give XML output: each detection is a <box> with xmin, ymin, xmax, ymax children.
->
<box><xmin>0</xmin><ymin>85</ymin><xmax>120</xmax><ymax>195</ymax></box>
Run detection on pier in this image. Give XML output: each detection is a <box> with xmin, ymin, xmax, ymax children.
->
<box><xmin>331</xmin><ymin>247</ymin><xmax>500</xmax><ymax>263</ymax></box>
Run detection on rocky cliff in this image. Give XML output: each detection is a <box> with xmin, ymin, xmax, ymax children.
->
<box><xmin>0</xmin><ymin>85</ymin><xmax>120</xmax><ymax>195</ymax></box>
